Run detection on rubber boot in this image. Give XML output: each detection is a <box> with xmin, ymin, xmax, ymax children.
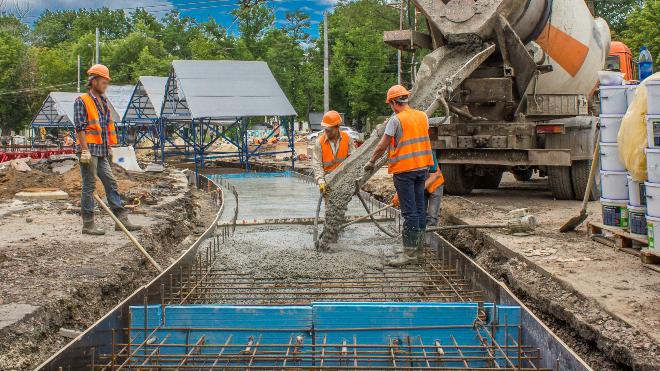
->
<box><xmin>115</xmin><ymin>211</ymin><xmax>142</xmax><ymax>231</ymax></box>
<box><xmin>414</xmin><ymin>230</ymin><xmax>427</xmax><ymax>262</ymax></box>
<box><xmin>82</xmin><ymin>218</ymin><xmax>105</xmax><ymax>235</ymax></box>
<box><xmin>387</xmin><ymin>230</ymin><xmax>418</xmax><ymax>267</ymax></box>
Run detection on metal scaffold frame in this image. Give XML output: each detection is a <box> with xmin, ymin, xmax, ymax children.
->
<box><xmin>161</xmin><ymin>60</ymin><xmax>298</xmax><ymax>179</ymax></box>
<box><xmin>120</xmin><ymin>76</ymin><xmax>168</xmax><ymax>163</ymax></box>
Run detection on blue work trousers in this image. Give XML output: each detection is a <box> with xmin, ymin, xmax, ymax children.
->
<box><xmin>393</xmin><ymin>169</ymin><xmax>428</xmax><ymax>232</ymax></box>
<box><xmin>80</xmin><ymin>155</ymin><xmax>124</xmax><ymax>219</ymax></box>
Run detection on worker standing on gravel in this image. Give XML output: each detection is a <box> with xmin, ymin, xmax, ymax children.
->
<box><xmin>74</xmin><ymin>64</ymin><xmax>141</xmax><ymax>235</ymax></box>
<box><xmin>364</xmin><ymin>85</ymin><xmax>433</xmax><ymax>266</ymax></box>
<box><xmin>312</xmin><ymin>110</ymin><xmax>355</xmax><ymax>194</ymax></box>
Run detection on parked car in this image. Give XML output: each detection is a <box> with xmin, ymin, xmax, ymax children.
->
<box><xmin>306</xmin><ymin>127</ymin><xmax>362</xmax><ymax>141</ymax></box>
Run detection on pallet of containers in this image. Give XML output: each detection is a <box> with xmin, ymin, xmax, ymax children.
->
<box><xmin>646</xmin><ymin>80</ymin><xmax>660</xmax><ymax>251</ymax></box>
<box><xmin>599</xmin><ymin>84</ymin><xmax>629</xmax><ymax>229</ymax></box>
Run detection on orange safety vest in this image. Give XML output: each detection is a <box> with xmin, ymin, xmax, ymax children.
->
<box><xmin>320</xmin><ymin>131</ymin><xmax>350</xmax><ymax>173</ymax></box>
<box><xmin>76</xmin><ymin>93</ymin><xmax>117</xmax><ymax>146</ymax></box>
<box><xmin>388</xmin><ymin>107</ymin><xmax>433</xmax><ymax>174</ymax></box>
<box><xmin>427</xmin><ymin>168</ymin><xmax>445</xmax><ymax>193</ymax></box>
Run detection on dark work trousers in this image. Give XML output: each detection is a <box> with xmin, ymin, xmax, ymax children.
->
<box><xmin>393</xmin><ymin>169</ymin><xmax>428</xmax><ymax>232</ymax></box>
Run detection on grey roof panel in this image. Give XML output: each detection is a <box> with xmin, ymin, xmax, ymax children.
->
<box><xmin>140</xmin><ymin>76</ymin><xmax>168</xmax><ymax>117</ymax></box>
<box><xmin>168</xmin><ymin>60</ymin><xmax>296</xmax><ymax>119</ymax></box>
<box><xmin>31</xmin><ymin>91</ymin><xmax>121</xmax><ymax>127</ymax></box>
<box><xmin>122</xmin><ymin>76</ymin><xmax>168</xmax><ymax>123</ymax></box>
<box><xmin>105</xmin><ymin>85</ymin><xmax>134</xmax><ymax>122</ymax></box>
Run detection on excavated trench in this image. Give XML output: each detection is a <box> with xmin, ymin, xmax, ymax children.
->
<box><xmin>40</xmin><ymin>171</ymin><xmax>605</xmax><ymax>370</ymax></box>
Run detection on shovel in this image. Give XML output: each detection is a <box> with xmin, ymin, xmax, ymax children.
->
<box><xmin>559</xmin><ymin>128</ymin><xmax>600</xmax><ymax>233</ymax></box>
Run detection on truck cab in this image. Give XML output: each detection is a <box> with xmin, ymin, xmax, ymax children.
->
<box><xmin>607</xmin><ymin>41</ymin><xmax>636</xmax><ymax>82</ymax></box>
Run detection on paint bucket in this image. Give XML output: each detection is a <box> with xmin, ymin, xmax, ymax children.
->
<box><xmin>648</xmin><ymin>114</ymin><xmax>660</xmax><ymax>148</ymax></box>
<box><xmin>647</xmin><ymin>214</ymin><xmax>660</xmax><ymax>251</ymax></box>
<box><xmin>599</xmin><ymin>114</ymin><xmax>624</xmax><ymax>143</ymax></box>
<box><xmin>628</xmin><ymin>175</ymin><xmax>646</xmax><ymax>207</ymax></box>
<box><xmin>600</xmin><ymin>171</ymin><xmax>629</xmax><ymax>200</ymax></box>
<box><xmin>601</xmin><ymin>198</ymin><xmax>628</xmax><ymax>229</ymax></box>
<box><xmin>626</xmin><ymin>85</ymin><xmax>638</xmax><ymax>107</ymax></box>
<box><xmin>648</xmin><ymin>80</ymin><xmax>660</xmax><ymax>115</ymax></box>
<box><xmin>628</xmin><ymin>205</ymin><xmax>647</xmax><ymax>236</ymax></box>
<box><xmin>645</xmin><ymin>182</ymin><xmax>660</xmax><ymax>218</ymax></box>
<box><xmin>600</xmin><ymin>85</ymin><xmax>628</xmax><ymax>114</ymax></box>
<box><xmin>646</xmin><ymin>147</ymin><xmax>660</xmax><ymax>183</ymax></box>
<box><xmin>599</xmin><ymin>142</ymin><xmax>626</xmax><ymax>171</ymax></box>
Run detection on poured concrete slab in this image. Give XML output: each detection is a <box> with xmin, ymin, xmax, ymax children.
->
<box><xmin>0</xmin><ymin>303</ymin><xmax>40</xmax><ymax>330</ymax></box>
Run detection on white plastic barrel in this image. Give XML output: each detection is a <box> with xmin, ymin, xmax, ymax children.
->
<box><xmin>648</xmin><ymin>80</ymin><xmax>660</xmax><ymax>115</ymax></box>
<box><xmin>600</xmin><ymin>197</ymin><xmax>628</xmax><ymax>229</ymax></box>
<box><xmin>646</xmin><ymin>148</ymin><xmax>660</xmax><ymax>183</ymax></box>
<box><xmin>647</xmin><ymin>214</ymin><xmax>660</xmax><ymax>250</ymax></box>
<box><xmin>599</xmin><ymin>142</ymin><xmax>626</xmax><ymax>171</ymax></box>
<box><xmin>600</xmin><ymin>171</ymin><xmax>628</xmax><ymax>200</ymax></box>
<box><xmin>600</xmin><ymin>86</ymin><xmax>628</xmax><ymax>114</ymax></box>
<box><xmin>599</xmin><ymin>114</ymin><xmax>624</xmax><ymax>143</ymax></box>
<box><xmin>648</xmin><ymin>114</ymin><xmax>660</xmax><ymax>148</ymax></box>
<box><xmin>645</xmin><ymin>182</ymin><xmax>660</xmax><ymax>218</ymax></box>
<box><xmin>626</xmin><ymin>85</ymin><xmax>638</xmax><ymax>107</ymax></box>
<box><xmin>628</xmin><ymin>175</ymin><xmax>646</xmax><ymax>207</ymax></box>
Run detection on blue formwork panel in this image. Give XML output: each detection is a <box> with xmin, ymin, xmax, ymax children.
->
<box><xmin>129</xmin><ymin>303</ymin><xmax>521</xmax><ymax>368</ymax></box>
<box><xmin>129</xmin><ymin>305</ymin><xmax>313</xmax><ymax>366</ymax></box>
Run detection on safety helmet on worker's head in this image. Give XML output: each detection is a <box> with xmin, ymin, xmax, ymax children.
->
<box><xmin>385</xmin><ymin>85</ymin><xmax>410</xmax><ymax>104</ymax></box>
<box><xmin>321</xmin><ymin>110</ymin><xmax>342</xmax><ymax>128</ymax></box>
<box><xmin>87</xmin><ymin>64</ymin><xmax>111</xmax><ymax>81</ymax></box>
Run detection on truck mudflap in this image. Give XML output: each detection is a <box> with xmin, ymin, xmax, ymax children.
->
<box><xmin>437</xmin><ymin>148</ymin><xmax>572</xmax><ymax>166</ymax></box>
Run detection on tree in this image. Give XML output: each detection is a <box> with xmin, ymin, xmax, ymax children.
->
<box><xmin>161</xmin><ymin>11</ymin><xmax>200</xmax><ymax>59</ymax></box>
<box><xmin>284</xmin><ymin>11</ymin><xmax>311</xmax><ymax>44</ymax></box>
<box><xmin>0</xmin><ymin>22</ymin><xmax>30</xmax><ymax>134</ymax></box>
<box><xmin>106</xmin><ymin>32</ymin><xmax>170</xmax><ymax>82</ymax></box>
<box><xmin>593</xmin><ymin>0</ymin><xmax>645</xmax><ymax>38</ymax></box>
<box><xmin>233</xmin><ymin>2</ymin><xmax>275</xmax><ymax>59</ymax></box>
<box><xmin>622</xmin><ymin>0</ymin><xmax>660</xmax><ymax>65</ymax></box>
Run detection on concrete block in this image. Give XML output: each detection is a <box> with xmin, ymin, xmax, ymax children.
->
<box><xmin>51</xmin><ymin>159</ymin><xmax>76</xmax><ymax>174</ymax></box>
<box><xmin>145</xmin><ymin>163</ymin><xmax>165</xmax><ymax>173</ymax></box>
<box><xmin>10</xmin><ymin>158</ymin><xmax>31</xmax><ymax>172</ymax></box>
<box><xmin>15</xmin><ymin>190</ymin><xmax>69</xmax><ymax>201</ymax></box>
<box><xmin>0</xmin><ymin>303</ymin><xmax>40</xmax><ymax>330</ymax></box>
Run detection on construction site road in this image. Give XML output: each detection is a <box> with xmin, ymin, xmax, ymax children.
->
<box><xmin>364</xmin><ymin>170</ymin><xmax>660</xmax><ymax>370</ymax></box>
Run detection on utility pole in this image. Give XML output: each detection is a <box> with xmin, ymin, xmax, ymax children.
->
<box><xmin>397</xmin><ymin>0</ymin><xmax>404</xmax><ymax>85</ymax></box>
<box><xmin>323</xmin><ymin>12</ymin><xmax>329</xmax><ymax>113</ymax></box>
<box><xmin>95</xmin><ymin>28</ymin><xmax>100</xmax><ymax>64</ymax></box>
<box><xmin>77</xmin><ymin>55</ymin><xmax>81</xmax><ymax>93</ymax></box>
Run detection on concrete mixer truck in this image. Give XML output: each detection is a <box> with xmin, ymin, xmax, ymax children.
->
<box><xmin>383</xmin><ymin>0</ymin><xmax>611</xmax><ymax>200</ymax></box>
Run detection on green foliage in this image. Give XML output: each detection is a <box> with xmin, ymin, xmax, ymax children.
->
<box><xmin>622</xmin><ymin>0</ymin><xmax>660</xmax><ymax>66</ymax></box>
<box><xmin>594</xmin><ymin>0</ymin><xmax>645</xmax><ymax>39</ymax></box>
<box><xmin>0</xmin><ymin>24</ymin><xmax>30</xmax><ymax>133</ymax></box>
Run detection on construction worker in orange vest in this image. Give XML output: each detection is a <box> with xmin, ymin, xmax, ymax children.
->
<box><xmin>74</xmin><ymin>64</ymin><xmax>141</xmax><ymax>235</ymax></box>
<box><xmin>364</xmin><ymin>85</ymin><xmax>434</xmax><ymax>266</ymax></box>
<box><xmin>312</xmin><ymin>110</ymin><xmax>355</xmax><ymax>193</ymax></box>
<box><xmin>393</xmin><ymin>151</ymin><xmax>444</xmax><ymax>227</ymax></box>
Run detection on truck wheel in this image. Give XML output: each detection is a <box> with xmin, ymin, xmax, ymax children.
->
<box><xmin>443</xmin><ymin>164</ymin><xmax>476</xmax><ymax>195</ymax></box>
<box><xmin>512</xmin><ymin>168</ymin><xmax>533</xmax><ymax>182</ymax></box>
<box><xmin>571</xmin><ymin>160</ymin><xmax>600</xmax><ymax>201</ymax></box>
<box><xmin>547</xmin><ymin>166</ymin><xmax>575</xmax><ymax>200</ymax></box>
<box><xmin>475</xmin><ymin>170</ymin><xmax>504</xmax><ymax>189</ymax></box>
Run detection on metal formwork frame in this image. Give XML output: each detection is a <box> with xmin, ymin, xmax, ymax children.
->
<box><xmin>120</xmin><ymin>81</ymin><xmax>165</xmax><ymax>162</ymax></box>
<box><xmin>30</xmin><ymin>94</ymin><xmax>76</xmax><ymax>147</ymax></box>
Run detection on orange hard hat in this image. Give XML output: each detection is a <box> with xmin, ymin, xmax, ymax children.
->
<box><xmin>87</xmin><ymin>64</ymin><xmax>111</xmax><ymax>81</ymax></box>
<box><xmin>321</xmin><ymin>110</ymin><xmax>342</xmax><ymax>127</ymax></box>
<box><xmin>385</xmin><ymin>84</ymin><xmax>410</xmax><ymax>104</ymax></box>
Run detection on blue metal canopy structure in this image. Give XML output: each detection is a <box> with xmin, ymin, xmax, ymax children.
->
<box><xmin>161</xmin><ymin>60</ymin><xmax>298</xmax><ymax>177</ymax></box>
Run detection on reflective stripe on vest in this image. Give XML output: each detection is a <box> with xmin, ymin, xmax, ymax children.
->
<box><xmin>76</xmin><ymin>93</ymin><xmax>118</xmax><ymax>146</ymax></box>
<box><xmin>427</xmin><ymin>168</ymin><xmax>445</xmax><ymax>193</ymax></box>
<box><xmin>320</xmin><ymin>131</ymin><xmax>350</xmax><ymax>173</ymax></box>
<box><xmin>388</xmin><ymin>107</ymin><xmax>433</xmax><ymax>174</ymax></box>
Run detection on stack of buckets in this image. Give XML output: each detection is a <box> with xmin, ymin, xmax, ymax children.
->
<box><xmin>646</xmin><ymin>80</ymin><xmax>660</xmax><ymax>251</ymax></box>
<box><xmin>598</xmin><ymin>84</ymin><xmax>641</xmax><ymax>234</ymax></box>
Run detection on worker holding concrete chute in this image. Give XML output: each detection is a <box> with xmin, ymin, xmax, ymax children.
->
<box><xmin>364</xmin><ymin>85</ymin><xmax>434</xmax><ymax>266</ymax></box>
<box><xmin>74</xmin><ymin>64</ymin><xmax>141</xmax><ymax>235</ymax></box>
<box><xmin>312</xmin><ymin>110</ymin><xmax>355</xmax><ymax>194</ymax></box>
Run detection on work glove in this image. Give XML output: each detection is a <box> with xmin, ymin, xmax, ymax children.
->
<box><xmin>80</xmin><ymin>150</ymin><xmax>92</xmax><ymax>165</ymax></box>
<box><xmin>318</xmin><ymin>179</ymin><xmax>327</xmax><ymax>194</ymax></box>
<box><xmin>363</xmin><ymin>160</ymin><xmax>375</xmax><ymax>174</ymax></box>
<box><xmin>392</xmin><ymin>194</ymin><xmax>399</xmax><ymax>208</ymax></box>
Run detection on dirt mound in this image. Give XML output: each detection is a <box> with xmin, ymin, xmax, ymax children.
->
<box><xmin>0</xmin><ymin>165</ymin><xmax>139</xmax><ymax>201</ymax></box>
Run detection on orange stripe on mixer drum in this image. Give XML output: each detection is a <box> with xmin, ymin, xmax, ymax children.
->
<box><xmin>535</xmin><ymin>23</ymin><xmax>589</xmax><ymax>77</ymax></box>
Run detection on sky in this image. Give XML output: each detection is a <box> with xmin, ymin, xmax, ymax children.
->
<box><xmin>19</xmin><ymin>0</ymin><xmax>338</xmax><ymax>35</ymax></box>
